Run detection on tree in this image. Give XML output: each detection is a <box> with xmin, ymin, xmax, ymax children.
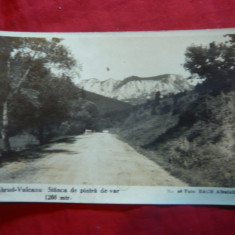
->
<box><xmin>32</xmin><ymin>74</ymin><xmax>81</xmax><ymax>144</ymax></box>
<box><xmin>0</xmin><ymin>36</ymin><xmax>78</xmax><ymax>152</ymax></box>
<box><xmin>184</xmin><ymin>34</ymin><xmax>235</xmax><ymax>94</ymax></box>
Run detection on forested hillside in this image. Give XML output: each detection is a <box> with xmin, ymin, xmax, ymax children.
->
<box><xmin>114</xmin><ymin>34</ymin><xmax>235</xmax><ymax>187</ymax></box>
<box><xmin>83</xmin><ymin>89</ymin><xmax>132</xmax><ymax>115</ymax></box>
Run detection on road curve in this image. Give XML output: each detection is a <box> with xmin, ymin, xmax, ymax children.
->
<box><xmin>0</xmin><ymin>133</ymin><xmax>186</xmax><ymax>186</ymax></box>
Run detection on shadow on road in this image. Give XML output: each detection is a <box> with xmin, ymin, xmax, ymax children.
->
<box><xmin>0</xmin><ymin>136</ymin><xmax>78</xmax><ymax>167</ymax></box>
<box><xmin>48</xmin><ymin>136</ymin><xmax>77</xmax><ymax>144</ymax></box>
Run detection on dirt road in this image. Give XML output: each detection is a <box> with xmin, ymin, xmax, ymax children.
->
<box><xmin>0</xmin><ymin>133</ymin><xmax>186</xmax><ymax>186</ymax></box>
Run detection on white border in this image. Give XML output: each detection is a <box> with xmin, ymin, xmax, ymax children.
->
<box><xmin>0</xmin><ymin>28</ymin><xmax>235</xmax><ymax>38</ymax></box>
<box><xmin>0</xmin><ymin>184</ymin><xmax>234</xmax><ymax>205</ymax></box>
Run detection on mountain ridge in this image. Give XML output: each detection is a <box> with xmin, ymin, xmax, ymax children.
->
<box><xmin>78</xmin><ymin>74</ymin><xmax>194</xmax><ymax>105</ymax></box>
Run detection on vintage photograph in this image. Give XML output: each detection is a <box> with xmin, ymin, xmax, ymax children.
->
<box><xmin>0</xmin><ymin>29</ymin><xmax>234</xmax><ymax>191</ymax></box>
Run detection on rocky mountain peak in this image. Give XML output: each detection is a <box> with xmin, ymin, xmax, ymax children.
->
<box><xmin>78</xmin><ymin>74</ymin><xmax>194</xmax><ymax>105</ymax></box>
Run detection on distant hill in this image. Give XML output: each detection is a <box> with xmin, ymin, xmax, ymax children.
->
<box><xmin>80</xmin><ymin>88</ymin><xmax>132</xmax><ymax>115</ymax></box>
<box><xmin>78</xmin><ymin>74</ymin><xmax>194</xmax><ymax>105</ymax></box>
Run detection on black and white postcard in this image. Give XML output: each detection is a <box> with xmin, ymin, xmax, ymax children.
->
<box><xmin>0</xmin><ymin>29</ymin><xmax>234</xmax><ymax>204</ymax></box>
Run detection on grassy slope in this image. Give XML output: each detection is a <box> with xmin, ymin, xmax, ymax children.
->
<box><xmin>115</xmin><ymin>89</ymin><xmax>235</xmax><ymax>187</ymax></box>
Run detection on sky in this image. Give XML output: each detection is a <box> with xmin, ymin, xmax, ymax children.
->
<box><xmin>0</xmin><ymin>29</ymin><xmax>232</xmax><ymax>83</ymax></box>
<box><xmin>60</xmin><ymin>30</ymin><xmax>229</xmax><ymax>82</ymax></box>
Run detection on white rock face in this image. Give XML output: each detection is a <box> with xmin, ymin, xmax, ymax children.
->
<box><xmin>78</xmin><ymin>74</ymin><xmax>194</xmax><ymax>104</ymax></box>
<box><xmin>79</xmin><ymin>78</ymin><xmax>118</xmax><ymax>97</ymax></box>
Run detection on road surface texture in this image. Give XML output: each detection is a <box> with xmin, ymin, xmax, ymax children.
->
<box><xmin>0</xmin><ymin>133</ymin><xmax>186</xmax><ymax>186</ymax></box>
